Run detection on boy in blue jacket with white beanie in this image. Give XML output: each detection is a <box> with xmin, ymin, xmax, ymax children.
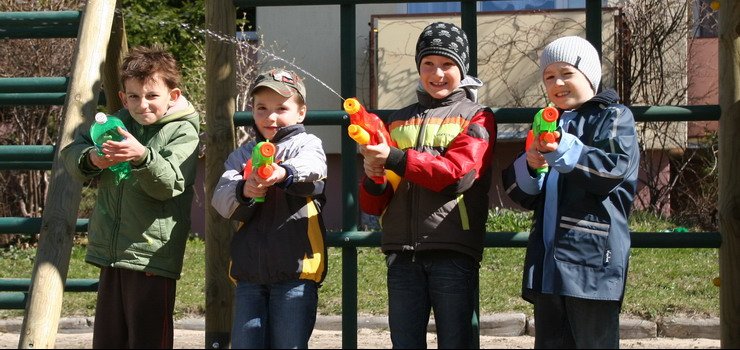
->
<box><xmin>502</xmin><ymin>36</ymin><xmax>639</xmax><ymax>348</ymax></box>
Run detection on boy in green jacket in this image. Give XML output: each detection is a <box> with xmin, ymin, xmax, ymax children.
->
<box><xmin>61</xmin><ymin>45</ymin><xmax>200</xmax><ymax>349</ymax></box>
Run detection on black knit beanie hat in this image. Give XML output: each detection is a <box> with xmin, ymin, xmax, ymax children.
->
<box><xmin>415</xmin><ymin>22</ymin><xmax>470</xmax><ymax>76</ymax></box>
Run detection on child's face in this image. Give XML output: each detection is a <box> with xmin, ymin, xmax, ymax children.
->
<box><xmin>543</xmin><ymin>62</ymin><xmax>595</xmax><ymax>110</ymax></box>
<box><xmin>252</xmin><ymin>88</ymin><xmax>306</xmax><ymax>140</ymax></box>
<box><xmin>418</xmin><ymin>55</ymin><xmax>462</xmax><ymax>100</ymax></box>
<box><xmin>119</xmin><ymin>73</ymin><xmax>180</xmax><ymax>125</ymax></box>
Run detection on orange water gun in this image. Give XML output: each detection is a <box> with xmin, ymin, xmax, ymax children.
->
<box><xmin>243</xmin><ymin>140</ymin><xmax>276</xmax><ymax>202</ymax></box>
<box><xmin>344</xmin><ymin>98</ymin><xmax>400</xmax><ymax>190</ymax></box>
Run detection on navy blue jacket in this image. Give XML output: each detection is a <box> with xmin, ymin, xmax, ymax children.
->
<box><xmin>212</xmin><ymin>125</ymin><xmax>328</xmax><ymax>285</ymax></box>
<box><xmin>502</xmin><ymin>89</ymin><xmax>639</xmax><ymax>302</ymax></box>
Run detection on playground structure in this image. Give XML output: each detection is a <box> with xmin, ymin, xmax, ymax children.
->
<box><xmin>0</xmin><ymin>0</ymin><xmax>737</xmax><ymax>349</ymax></box>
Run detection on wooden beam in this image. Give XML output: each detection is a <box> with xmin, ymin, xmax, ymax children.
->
<box><xmin>718</xmin><ymin>0</ymin><xmax>740</xmax><ymax>347</ymax></box>
<box><xmin>102</xmin><ymin>0</ymin><xmax>127</xmax><ymax>114</ymax></box>
<box><xmin>205</xmin><ymin>1</ymin><xmax>236</xmax><ymax>349</ymax></box>
<box><xmin>18</xmin><ymin>0</ymin><xmax>117</xmax><ymax>348</ymax></box>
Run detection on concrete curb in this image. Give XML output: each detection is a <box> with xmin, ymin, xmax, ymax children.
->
<box><xmin>0</xmin><ymin>314</ymin><xmax>720</xmax><ymax>340</ymax></box>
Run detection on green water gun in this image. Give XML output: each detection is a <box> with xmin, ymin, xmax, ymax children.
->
<box><xmin>243</xmin><ymin>140</ymin><xmax>276</xmax><ymax>202</ymax></box>
<box><xmin>524</xmin><ymin>106</ymin><xmax>560</xmax><ymax>175</ymax></box>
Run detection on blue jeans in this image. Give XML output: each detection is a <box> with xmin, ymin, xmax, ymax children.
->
<box><xmin>231</xmin><ymin>279</ymin><xmax>318</xmax><ymax>349</ymax></box>
<box><xmin>386</xmin><ymin>250</ymin><xmax>479</xmax><ymax>349</ymax></box>
<box><xmin>533</xmin><ymin>292</ymin><xmax>621</xmax><ymax>349</ymax></box>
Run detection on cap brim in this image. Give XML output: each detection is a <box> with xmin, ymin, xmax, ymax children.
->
<box><xmin>250</xmin><ymin>81</ymin><xmax>296</xmax><ymax>98</ymax></box>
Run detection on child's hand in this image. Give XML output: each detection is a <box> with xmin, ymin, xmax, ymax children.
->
<box><xmin>363</xmin><ymin>157</ymin><xmax>386</xmax><ymax>180</ymax></box>
<box><xmin>526</xmin><ymin>141</ymin><xmax>549</xmax><ymax>171</ymax></box>
<box><xmin>359</xmin><ymin>130</ymin><xmax>391</xmax><ymax>180</ymax></box>
<box><xmin>242</xmin><ymin>173</ymin><xmax>268</xmax><ymax>199</ymax></box>
<box><xmin>534</xmin><ymin>131</ymin><xmax>560</xmax><ymax>153</ymax></box>
<box><xmin>359</xmin><ymin>130</ymin><xmax>390</xmax><ymax>166</ymax></box>
<box><xmin>99</xmin><ymin>127</ymin><xmax>147</xmax><ymax>164</ymax></box>
<box><xmin>253</xmin><ymin>163</ymin><xmax>287</xmax><ymax>187</ymax></box>
<box><xmin>89</xmin><ymin>149</ymin><xmax>115</xmax><ymax>169</ymax></box>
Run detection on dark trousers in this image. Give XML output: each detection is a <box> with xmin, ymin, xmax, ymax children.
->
<box><xmin>92</xmin><ymin>267</ymin><xmax>176</xmax><ymax>349</ymax></box>
<box><xmin>386</xmin><ymin>250</ymin><xmax>479</xmax><ymax>349</ymax></box>
<box><xmin>533</xmin><ymin>292</ymin><xmax>621</xmax><ymax>349</ymax></box>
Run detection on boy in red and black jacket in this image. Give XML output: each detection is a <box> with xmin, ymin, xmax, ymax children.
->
<box><xmin>358</xmin><ymin>22</ymin><xmax>497</xmax><ymax>349</ymax></box>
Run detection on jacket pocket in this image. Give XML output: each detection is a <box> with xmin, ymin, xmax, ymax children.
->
<box><xmin>553</xmin><ymin>215</ymin><xmax>610</xmax><ymax>268</ymax></box>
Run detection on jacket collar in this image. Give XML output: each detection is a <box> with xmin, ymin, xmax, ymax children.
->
<box><xmin>255</xmin><ymin>124</ymin><xmax>305</xmax><ymax>143</ymax></box>
<box><xmin>584</xmin><ymin>88</ymin><xmax>620</xmax><ymax>107</ymax></box>
<box><xmin>416</xmin><ymin>87</ymin><xmax>469</xmax><ymax>109</ymax></box>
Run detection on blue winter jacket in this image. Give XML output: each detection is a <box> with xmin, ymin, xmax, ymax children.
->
<box><xmin>502</xmin><ymin>89</ymin><xmax>639</xmax><ymax>302</ymax></box>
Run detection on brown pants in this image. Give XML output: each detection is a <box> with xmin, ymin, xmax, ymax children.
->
<box><xmin>92</xmin><ymin>267</ymin><xmax>176</xmax><ymax>349</ymax></box>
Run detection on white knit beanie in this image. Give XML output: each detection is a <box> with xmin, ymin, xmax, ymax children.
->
<box><xmin>540</xmin><ymin>36</ymin><xmax>601</xmax><ymax>93</ymax></box>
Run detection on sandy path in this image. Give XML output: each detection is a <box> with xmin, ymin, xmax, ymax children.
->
<box><xmin>0</xmin><ymin>328</ymin><xmax>720</xmax><ymax>349</ymax></box>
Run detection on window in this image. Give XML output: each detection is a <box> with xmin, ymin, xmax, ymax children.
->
<box><xmin>692</xmin><ymin>0</ymin><xmax>718</xmax><ymax>38</ymax></box>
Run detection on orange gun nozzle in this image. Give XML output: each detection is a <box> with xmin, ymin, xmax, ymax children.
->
<box><xmin>348</xmin><ymin>124</ymin><xmax>371</xmax><ymax>145</ymax></box>
<box><xmin>540</xmin><ymin>132</ymin><xmax>557</xmax><ymax>144</ymax></box>
<box><xmin>259</xmin><ymin>142</ymin><xmax>276</xmax><ymax>158</ymax></box>
<box><xmin>257</xmin><ymin>165</ymin><xmax>274</xmax><ymax>179</ymax></box>
<box><xmin>542</xmin><ymin>106</ymin><xmax>559</xmax><ymax>123</ymax></box>
<box><xmin>343</xmin><ymin>98</ymin><xmax>361</xmax><ymax>115</ymax></box>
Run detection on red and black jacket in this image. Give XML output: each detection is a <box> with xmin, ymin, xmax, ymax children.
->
<box><xmin>360</xmin><ymin>88</ymin><xmax>497</xmax><ymax>261</ymax></box>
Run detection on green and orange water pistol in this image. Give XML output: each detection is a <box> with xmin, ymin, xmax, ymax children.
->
<box><xmin>525</xmin><ymin>106</ymin><xmax>560</xmax><ymax>175</ymax></box>
<box><xmin>243</xmin><ymin>140</ymin><xmax>276</xmax><ymax>202</ymax></box>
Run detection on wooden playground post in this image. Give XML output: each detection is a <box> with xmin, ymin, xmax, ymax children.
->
<box><xmin>102</xmin><ymin>1</ymin><xmax>127</xmax><ymax>114</ymax></box>
<box><xmin>18</xmin><ymin>1</ymin><xmax>118</xmax><ymax>348</ymax></box>
<box><xmin>718</xmin><ymin>0</ymin><xmax>740</xmax><ymax>347</ymax></box>
<box><xmin>205</xmin><ymin>1</ymin><xmax>237</xmax><ymax>348</ymax></box>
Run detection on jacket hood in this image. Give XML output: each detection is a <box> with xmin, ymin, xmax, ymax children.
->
<box><xmin>156</xmin><ymin>95</ymin><xmax>199</xmax><ymax>130</ymax></box>
<box><xmin>587</xmin><ymin>88</ymin><xmax>620</xmax><ymax>106</ymax></box>
<box><xmin>459</xmin><ymin>75</ymin><xmax>483</xmax><ymax>102</ymax></box>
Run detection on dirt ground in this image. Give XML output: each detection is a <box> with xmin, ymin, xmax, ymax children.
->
<box><xmin>0</xmin><ymin>328</ymin><xmax>720</xmax><ymax>349</ymax></box>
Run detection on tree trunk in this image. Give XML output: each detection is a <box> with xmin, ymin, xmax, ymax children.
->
<box><xmin>205</xmin><ymin>1</ymin><xmax>236</xmax><ymax>349</ymax></box>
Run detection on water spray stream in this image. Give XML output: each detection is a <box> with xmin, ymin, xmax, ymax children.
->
<box><xmin>175</xmin><ymin>22</ymin><xmax>346</xmax><ymax>102</ymax></box>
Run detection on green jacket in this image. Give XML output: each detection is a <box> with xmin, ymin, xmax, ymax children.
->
<box><xmin>61</xmin><ymin>97</ymin><xmax>200</xmax><ymax>280</ymax></box>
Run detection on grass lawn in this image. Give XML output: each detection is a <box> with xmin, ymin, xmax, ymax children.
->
<box><xmin>0</xmin><ymin>210</ymin><xmax>719</xmax><ymax>321</ymax></box>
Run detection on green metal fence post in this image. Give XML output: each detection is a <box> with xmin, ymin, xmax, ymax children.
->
<box><xmin>461</xmin><ymin>1</ymin><xmax>480</xmax><ymax>346</ymax></box>
<box><xmin>585</xmin><ymin>0</ymin><xmax>603</xmax><ymax>57</ymax></box>
<box><xmin>461</xmin><ymin>0</ymin><xmax>477</xmax><ymax>78</ymax></box>
<box><xmin>340</xmin><ymin>3</ymin><xmax>359</xmax><ymax>349</ymax></box>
